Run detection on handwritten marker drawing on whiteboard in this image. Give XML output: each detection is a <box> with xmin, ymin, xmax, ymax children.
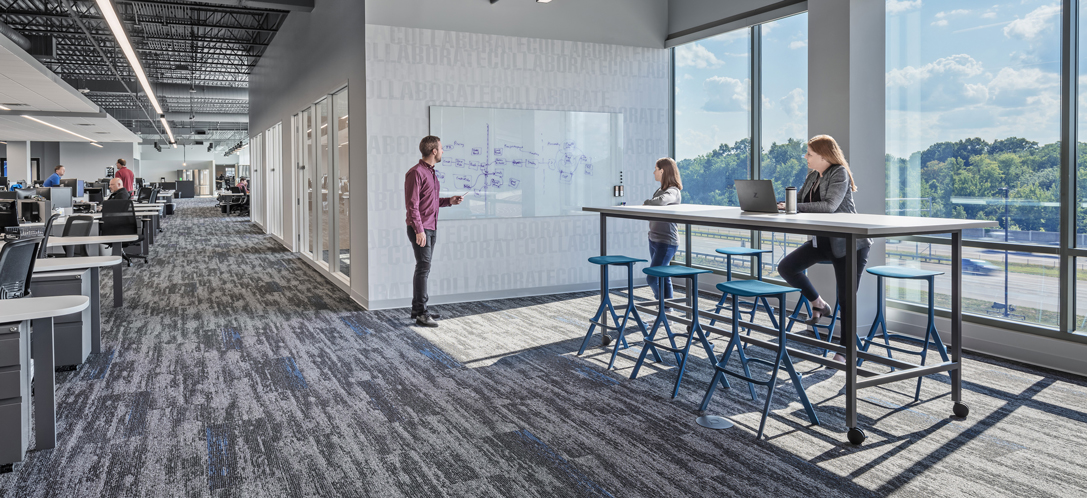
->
<box><xmin>429</xmin><ymin>106</ymin><xmax>623</xmax><ymax>220</ymax></box>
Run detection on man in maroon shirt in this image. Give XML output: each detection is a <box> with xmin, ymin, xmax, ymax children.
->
<box><xmin>114</xmin><ymin>158</ymin><xmax>135</xmax><ymax>194</ymax></box>
<box><xmin>405</xmin><ymin>135</ymin><xmax>463</xmax><ymax>327</ymax></box>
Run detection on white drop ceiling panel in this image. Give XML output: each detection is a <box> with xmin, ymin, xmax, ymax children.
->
<box><xmin>0</xmin><ymin>34</ymin><xmax>139</xmax><ymax>142</ymax></box>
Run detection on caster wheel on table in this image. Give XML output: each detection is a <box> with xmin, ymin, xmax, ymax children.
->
<box><xmin>847</xmin><ymin>427</ymin><xmax>866</xmax><ymax>445</ymax></box>
<box><xmin>953</xmin><ymin>402</ymin><xmax>969</xmax><ymax>418</ymax></box>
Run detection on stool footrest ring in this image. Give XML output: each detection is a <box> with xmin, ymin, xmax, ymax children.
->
<box><xmin>588</xmin><ymin>320</ymin><xmax>621</xmax><ymax>331</ymax></box>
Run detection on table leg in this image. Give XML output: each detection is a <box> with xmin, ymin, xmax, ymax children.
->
<box><xmin>843</xmin><ymin>234</ymin><xmax>861</xmax><ymax>444</ymax></box>
<box><xmin>112</xmin><ymin>243</ymin><xmax>123</xmax><ymax>308</ymax></box>
<box><xmin>90</xmin><ymin>267</ymin><xmax>101</xmax><ymax>354</ymax></box>
<box><xmin>599</xmin><ymin>215</ymin><xmax>608</xmax><ymax>333</ymax></box>
<box><xmin>141</xmin><ymin>220</ymin><xmax>151</xmax><ymax>254</ymax></box>
<box><xmin>951</xmin><ymin>231</ymin><xmax>966</xmax><ymax>417</ymax></box>
<box><xmin>146</xmin><ymin>218</ymin><xmax>155</xmax><ymax>245</ymax></box>
<box><xmin>31</xmin><ymin>317</ymin><xmax>55</xmax><ymax>450</ymax></box>
<box><xmin>685</xmin><ymin>224</ymin><xmax>692</xmax><ymax>320</ymax></box>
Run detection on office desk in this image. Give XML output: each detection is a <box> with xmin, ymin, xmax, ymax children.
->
<box><xmin>34</xmin><ymin>256</ymin><xmax>122</xmax><ymax>354</ymax></box>
<box><xmin>0</xmin><ymin>295</ymin><xmax>90</xmax><ymax>469</ymax></box>
<box><xmin>47</xmin><ymin>235</ymin><xmax>138</xmax><ymax>308</ymax></box>
<box><xmin>584</xmin><ymin>204</ymin><xmax>997</xmax><ymax>444</ymax></box>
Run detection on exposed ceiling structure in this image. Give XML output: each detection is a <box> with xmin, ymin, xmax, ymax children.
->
<box><xmin>0</xmin><ymin>0</ymin><xmax>305</xmax><ymax>152</ymax></box>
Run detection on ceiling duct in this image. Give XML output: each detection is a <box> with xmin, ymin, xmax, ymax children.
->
<box><xmin>0</xmin><ymin>20</ymin><xmax>32</xmax><ymax>52</ymax></box>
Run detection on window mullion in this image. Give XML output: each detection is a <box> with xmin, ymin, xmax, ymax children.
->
<box><xmin>1061</xmin><ymin>0</ymin><xmax>1078</xmax><ymax>333</ymax></box>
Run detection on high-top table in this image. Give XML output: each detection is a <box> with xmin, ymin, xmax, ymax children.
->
<box><xmin>47</xmin><ymin>235</ymin><xmax>139</xmax><ymax>307</ymax></box>
<box><xmin>584</xmin><ymin>204</ymin><xmax>997</xmax><ymax>445</ymax></box>
<box><xmin>0</xmin><ymin>295</ymin><xmax>90</xmax><ymax>470</ymax></box>
<box><xmin>33</xmin><ymin>256</ymin><xmax>123</xmax><ymax>354</ymax></box>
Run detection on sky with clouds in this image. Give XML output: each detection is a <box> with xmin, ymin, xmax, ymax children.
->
<box><xmin>674</xmin><ymin>1</ymin><xmax>1067</xmax><ymax>162</ymax></box>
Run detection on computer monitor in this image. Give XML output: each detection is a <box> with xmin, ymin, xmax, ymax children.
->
<box><xmin>15</xmin><ymin>188</ymin><xmax>36</xmax><ymax>200</ymax></box>
<box><xmin>0</xmin><ymin>191</ymin><xmax>15</xmax><ymax>200</ymax></box>
<box><xmin>85</xmin><ymin>187</ymin><xmax>104</xmax><ymax>203</ymax></box>
<box><xmin>48</xmin><ymin>187</ymin><xmax>72</xmax><ymax>209</ymax></box>
<box><xmin>59</xmin><ymin>178</ymin><xmax>84</xmax><ymax>198</ymax></box>
<box><xmin>0</xmin><ymin>177</ymin><xmax>7</xmax><ymax>188</ymax></box>
<box><xmin>0</xmin><ymin>200</ymin><xmax>17</xmax><ymax>230</ymax></box>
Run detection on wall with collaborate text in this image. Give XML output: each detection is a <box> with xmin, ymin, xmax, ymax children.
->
<box><xmin>366</xmin><ymin>25</ymin><xmax>669</xmax><ymax>310</ymax></box>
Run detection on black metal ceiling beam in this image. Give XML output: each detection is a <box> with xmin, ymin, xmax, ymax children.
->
<box><xmin>0</xmin><ymin>10</ymin><xmax>280</xmax><ymax>33</ymax></box>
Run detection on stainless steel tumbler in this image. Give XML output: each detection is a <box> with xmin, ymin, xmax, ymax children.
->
<box><xmin>785</xmin><ymin>187</ymin><xmax>797</xmax><ymax>214</ymax></box>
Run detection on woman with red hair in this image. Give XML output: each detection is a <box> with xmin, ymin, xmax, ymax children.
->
<box><xmin>776</xmin><ymin>135</ymin><xmax>872</xmax><ymax>363</ymax></box>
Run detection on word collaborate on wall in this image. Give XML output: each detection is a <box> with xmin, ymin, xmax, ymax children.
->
<box><xmin>429</xmin><ymin>106</ymin><xmax>623</xmax><ymax>220</ymax></box>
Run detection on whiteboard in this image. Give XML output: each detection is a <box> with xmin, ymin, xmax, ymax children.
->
<box><xmin>429</xmin><ymin>106</ymin><xmax>623</xmax><ymax>220</ymax></box>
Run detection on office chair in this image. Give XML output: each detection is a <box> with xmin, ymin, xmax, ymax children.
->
<box><xmin>37</xmin><ymin>213</ymin><xmax>61</xmax><ymax>259</ymax></box>
<box><xmin>61</xmin><ymin>215</ymin><xmax>95</xmax><ymax>257</ymax></box>
<box><xmin>100</xmin><ymin>200</ymin><xmax>146</xmax><ymax>266</ymax></box>
<box><xmin>136</xmin><ymin>187</ymin><xmax>153</xmax><ymax>203</ymax></box>
<box><xmin>149</xmin><ymin>187</ymin><xmax>162</xmax><ymax>204</ymax></box>
<box><xmin>0</xmin><ymin>237</ymin><xmax>40</xmax><ymax>299</ymax></box>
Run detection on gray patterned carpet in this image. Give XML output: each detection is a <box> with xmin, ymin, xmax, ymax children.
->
<box><xmin>1</xmin><ymin>198</ymin><xmax>1086</xmax><ymax>497</ymax></box>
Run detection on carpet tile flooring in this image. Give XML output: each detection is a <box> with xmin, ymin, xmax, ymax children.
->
<box><xmin>1</xmin><ymin>198</ymin><xmax>1085</xmax><ymax>497</ymax></box>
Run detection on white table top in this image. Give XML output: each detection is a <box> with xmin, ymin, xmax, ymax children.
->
<box><xmin>584</xmin><ymin>205</ymin><xmax>998</xmax><ymax>236</ymax></box>
<box><xmin>33</xmin><ymin>256</ymin><xmax>123</xmax><ymax>272</ymax></box>
<box><xmin>46</xmin><ymin>234</ymin><xmax>139</xmax><ymax>246</ymax></box>
<box><xmin>0</xmin><ymin>295</ymin><xmax>89</xmax><ymax>322</ymax></box>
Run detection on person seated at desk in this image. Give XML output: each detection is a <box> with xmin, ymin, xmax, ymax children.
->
<box><xmin>42</xmin><ymin>165</ymin><xmax>65</xmax><ymax>187</ymax></box>
<box><xmin>775</xmin><ymin>135</ymin><xmax>872</xmax><ymax>363</ymax></box>
<box><xmin>107</xmin><ymin>178</ymin><xmax>131</xmax><ymax>201</ymax></box>
<box><xmin>236</xmin><ymin>178</ymin><xmax>249</xmax><ymax>194</ymax></box>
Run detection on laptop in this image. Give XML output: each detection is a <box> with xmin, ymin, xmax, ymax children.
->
<box><xmin>735</xmin><ymin>180</ymin><xmax>783</xmax><ymax>213</ymax></box>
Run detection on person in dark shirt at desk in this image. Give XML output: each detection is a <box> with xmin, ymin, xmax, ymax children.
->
<box><xmin>42</xmin><ymin>165</ymin><xmax>65</xmax><ymax>187</ymax></box>
<box><xmin>107</xmin><ymin>178</ymin><xmax>131</xmax><ymax>200</ymax></box>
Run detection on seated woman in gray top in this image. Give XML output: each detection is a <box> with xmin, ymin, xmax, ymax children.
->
<box><xmin>644</xmin><ymin>157</ymin><xmax>683</xmax><ymax>302</ymax></box>
<box><xmin>776</xmin><ymin>135</ymin><xmax>872</xmax><ymax>363</ymax></box>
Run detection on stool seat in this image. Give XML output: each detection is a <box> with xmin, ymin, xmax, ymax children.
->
<box><xmin>866</xmin><ymin>265</ymin><xmax>943</xmax><ymax>279</ymax></box>
<box><xmin>642</xmin><ymin>265</ymin><xmax>711</xmax><ymax>278</ymax></box>
<box><xmin>714</xmin><ymin>247</ymin><xmax>771</xmax><ymax>256</ymax></box>
<box><xmin>716</xmin><ymin>280</ymin><xmax>800</xmax><ymax>298</ymax></box>
<box><xmin>588</xmin><ymin>255</ymin><xmax>647</xmax><ymax>266</ymax></box>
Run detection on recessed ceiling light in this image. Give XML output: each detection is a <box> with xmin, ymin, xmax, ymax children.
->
<box><xmin>0</xmin><ymin>105</ymin><xmax>8</xmax><ymax>111</ymax></box>
<box><xmin>90</xmin><ymin>143</ymin><xmax>103</xmax><ymax>148</ymax></box>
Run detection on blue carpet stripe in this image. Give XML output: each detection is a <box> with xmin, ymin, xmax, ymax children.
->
<box><xmin>513</xmin><ymin>429</ymin><xmax>614</xmax><ymax>498</ymax></box>
<box><xmin>205</xmin><ymin>425</ymin><xmax>233</xmax><ymax>491</ymax></box>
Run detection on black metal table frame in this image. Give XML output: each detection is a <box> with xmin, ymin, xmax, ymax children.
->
<box><xmin>594</xmin><ymin>211</ymin><xmax>967</xmax><ymax>445</ymax></box>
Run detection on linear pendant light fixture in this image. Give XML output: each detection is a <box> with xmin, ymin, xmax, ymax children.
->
<box><xmin>22</xmin><ymin>115</ymin><xmax>97</xmax><ymax>142</ymax></box>
<box><xmin>95</xmin><ymin>0</ymin><xmax>174</xmax><ymax>144</ymax></box>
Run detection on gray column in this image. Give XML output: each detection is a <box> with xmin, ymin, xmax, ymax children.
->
<box><xmin>808</xmin><ymin>0</ymin><xmax>886</xmax><ymax>328</ymax></box>
<box><xmin>7</xmin><ymin>141</ymin><xmax>31</xmax><ymax>184</ymax></box>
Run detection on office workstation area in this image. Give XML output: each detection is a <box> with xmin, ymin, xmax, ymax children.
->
<box><xmin>1</xmin><ymin>0</ymin><xmax>1086</xmax><ymax>496</ymax></box>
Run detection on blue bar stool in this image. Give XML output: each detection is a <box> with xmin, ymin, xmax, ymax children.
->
<box><xmin>699</xmin><ymin>280</ymin><xmax>820</xmax><ymax>439</ymax></box>
<box><xmin>861</xmin><ymin>266</ymin><xmax>949</xmax><ymax>401</ymax></box>
<box><xmin>629</xmin><ymin>265</ymin><xmax>716</xmax><ymax>398</ymax></box>
<box><xmin>708</xmin><ymin>247</ymin><xmax>779</xmax><ymax>329</ymax></box>
<box><xmin>579</xmin><ymin>255</ymin><xmax>661</xmax><ymax>370</ymax></box>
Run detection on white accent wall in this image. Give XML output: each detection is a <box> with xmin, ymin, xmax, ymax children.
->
<box><xmin>365</xmin><ymin>25</ymin><xmax>669</xmax><ymax>310</ymax></box>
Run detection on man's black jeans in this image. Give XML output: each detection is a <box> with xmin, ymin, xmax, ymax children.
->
<box><xmin>407</xmin><ymin>226</ymin><xmax>436</xmax><ymax>316</ymax></box>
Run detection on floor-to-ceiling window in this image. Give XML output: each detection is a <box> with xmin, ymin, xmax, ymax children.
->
<box><xmin>672</xmin><ymin>13</ymin><xmax>808</xmax><ymax>277</ymax></box>
<box><xmin>885</xmin><ymin>0</ymin><xmax>1075</xmax><ymax>331</ymax></box>
<box><xmin>673</xmin><ymin>25</ymin><xmax>752</xmax><ymax>272</ymax></box>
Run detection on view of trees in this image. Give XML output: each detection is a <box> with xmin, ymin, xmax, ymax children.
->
<box><xmin>677</xmin><ymin>136</ymin><xmax>1077</xmax><ymax>235</ymax></box>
